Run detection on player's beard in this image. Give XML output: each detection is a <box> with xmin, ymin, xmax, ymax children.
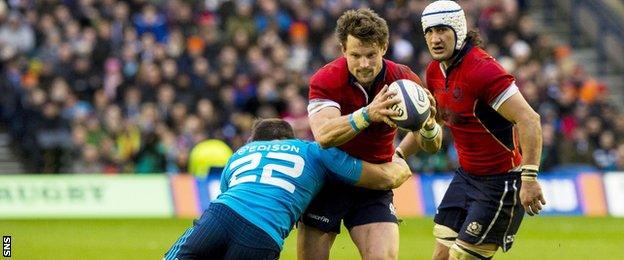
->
<box><xmin>356</xmin><ymin>70</ymin><xmax>374</xmax><ymax>85</ymax></box>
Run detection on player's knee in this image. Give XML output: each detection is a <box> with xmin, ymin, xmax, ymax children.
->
<box><xmin>433</xmin><ymin>224</ymin><xmax>458</xmax><ymax>248</ymax></box>
<box><xmin>361</xmin><ymin>245</ymin><xmax>398</xmax><ymax>260</ymax></box>
<box><xmin>449</xmin><ymin>243</ymin><xmax>496</xmax><ymax>260</ymax></box>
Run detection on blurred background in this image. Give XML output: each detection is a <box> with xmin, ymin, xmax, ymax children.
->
<box><xmin>0</xmin><ymin>0</ymin><xmax>623</xmax><ymax>259</ymax></box>
<box><xmin>1</xmin><ymin>0</ymin><xmax>623</xmax><ymax>175</ymax></box>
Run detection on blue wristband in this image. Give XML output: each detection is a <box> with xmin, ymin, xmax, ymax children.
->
<box><xmin>361</xmin><ymin>107</ymin><xmax>371</xmax><ymax>124</ymax></box>
<box><xmin>349</xmin><ymin>114</ymin><xmax>361</xmax><ymax>132</ymax></box>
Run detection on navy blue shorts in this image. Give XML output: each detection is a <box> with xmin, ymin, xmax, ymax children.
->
<box><xmin>434</xmin><ymin>168</ymin><xmax>524</xmax><ymax>252</ymax></box>
<box><xmin>302</xmin><ymin>180</ymin><xmax>397</xmax><ymax>233</ymax></box>
<box><xmin>164</xmin><ymin>203</ymin><xmax>280</xmax><ymax>260</ymax></box>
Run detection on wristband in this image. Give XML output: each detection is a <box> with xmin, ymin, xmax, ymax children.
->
<box><xmin>521</xmin><ymin>164</ymin><xmax>539</xmax><ymax>173</ymax></box>
<box><xmin>348</xmin><ymin>113</ymin><xmax>360</xmax><ymax>132</ymax></box>
<box><xmin>520</xmin><ymin>164</ymin><xmax>539</xmax><ymax>181</ymax></box>
<box><xmin>419</xmin><ymin>123</ymin><xmax>441</xmax><ymax>140</ymax></box>
<box><xmin>521</xmin><ymin>175</ymin><xmax>538</xmax><ymax>182</ymax></box>
<box><xmin>349</xmin><ymin>107</ymin><xmax>371</xmax><ymax>132</ymax></box>
<box><xmin>395</xmin><ymin>147</ymin><xmax>406</xmax><ymax>160</ymax></box>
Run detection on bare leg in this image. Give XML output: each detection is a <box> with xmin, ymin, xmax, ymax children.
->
<box><xmin>349</xmin><ymin>222</ymin><xmax>399</xmax><ymax>260</ymax></box>
<box><xmin>448</xmin><ymin>239</ymin><xmax>498</xmax><ymax>260</ymax></box>
<box><xmin>297</xmin><ymin>222</ymin><xmax>337</xmax><ymax>260</ymax></box>
<box><xmin>432</xmin><ymin>241</ymin><xmax>450</xmax><ymax>260</ymax></box>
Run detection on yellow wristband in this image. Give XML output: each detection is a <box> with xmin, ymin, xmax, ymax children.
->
<box><xmin>521</xmin><ymin>175</ymin><xmax>538</xmax><ymax>182</ymax></box>
<box><xmin>521</xmin><ymin>165</ymin><xmax>539</xmax><ymax>172</ymax></box>
<box><xmin>352</xmin><ymin>108</ymin><xmax>370</xmax><ymax>130</ymax></box>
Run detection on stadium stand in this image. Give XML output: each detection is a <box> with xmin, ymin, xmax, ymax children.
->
<box><xmin>0</xmin><ymin>0</ymin><xmax>622</xmax><ymax>174</ymax></box>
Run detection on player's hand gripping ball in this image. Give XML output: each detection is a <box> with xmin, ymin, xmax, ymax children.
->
<box><xmin>388</xmin><ymin>79</ymin><xmax>431</xmax><ymax>131</ymax></box>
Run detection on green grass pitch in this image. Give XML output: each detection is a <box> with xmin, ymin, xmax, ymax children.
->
<box><xmin>1</xmin><ymin>217</ymin><xmax>622</xmax><ymax>259</ymax></box>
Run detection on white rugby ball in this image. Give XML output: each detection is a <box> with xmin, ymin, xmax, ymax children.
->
<box><xmin>388</xmin><ymin>79</ymin><xmax>431</xmax><ymax>131</ymax></box>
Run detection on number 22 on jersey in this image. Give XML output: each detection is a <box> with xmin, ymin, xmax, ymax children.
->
<box><xmin>228</xmin><ymin>152</ymin><xmax>305</xmax><ymax>193</ymax></box>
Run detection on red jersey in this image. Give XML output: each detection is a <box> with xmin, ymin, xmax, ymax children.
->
<box><xmin>426</xmin><ymin>45</ymin><xmax>522</xmax><ymax>175</ymax></box>
<box><xmin>308</xmin><ymin>57</ymin><xmax>422</xmax><ymax>163</ymax></box>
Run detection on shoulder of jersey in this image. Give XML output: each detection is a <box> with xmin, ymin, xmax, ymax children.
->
<box><xmin>465</xmin><ymin>47</ymin><xmax>494</xmax><ymax>68</ymax></box>
<box><xmin>310</xmin><ymin>57</ymin><xmax>348</xmax><ymax>88</ymax></box>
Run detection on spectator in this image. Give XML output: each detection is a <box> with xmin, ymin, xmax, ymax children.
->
<box><xmin>593</xmin><ymin>131</ymin><xmax>618</xmax><ymax>171</ymax></box>
<box><xmin>0</xmin><ymin>11</ymin><xmax>35</xmax><ymax>53</ymax></box>
<box><xmin>0</xmin><ymin>0</ymin><xmax>621</xmax><ymax>175</ymax></box>
<box><xmin>133</xmin><ymin>4</ymin><xmax>168</xmax><ymax>43</ymax></box>
<box><xmin>133</xmin><ymin>131</ymin><xmax>167</xmax><ymax>174</ymax></box>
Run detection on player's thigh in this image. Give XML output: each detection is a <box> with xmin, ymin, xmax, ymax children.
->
<box><xmin>458</xmin><ymin>178</ymin><xmax>522</xmax><ymax>251</ymax></box>
<box><xmin>432</xmin><ymin>241</ymin><xmax>451</xmax><ymax>260</ymax></box>
<box><xmin>349</xmin><ymin>222</ymin><xmax>399</xmax><ymax>260</ymax></box>
<box><xmin>165</xmin><ymin>205</ymin><xmax>228</xmax><ymax>259</ymax></box>
<box><xmin>224</xmin><ymin>242</ymin><xmax>280</xmax><ymax>260</ymax></box>
<box><xmin>432</xmin><ymin>224</ymin><xmax>458</xmax><ymax>260</ymax></box>
<box><xmin>448</xmin><ymin>239</ymin><xmax>497</xmax><ymax>260</ymax></box>
<box><xmin>301</xmin><ymin>181</ymin><xmax>353</xmax><ymax>234</ymax></box>
<box><xmin>297</xmin><ymin>222</ymin><xmax>337</xmax><ymax>260</ymax></box>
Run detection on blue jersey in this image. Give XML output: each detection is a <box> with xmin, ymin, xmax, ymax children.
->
<box><xmin>212</xmin><ymin>139</ymin><xmax>363</xmax><ymax>248</ymax></box>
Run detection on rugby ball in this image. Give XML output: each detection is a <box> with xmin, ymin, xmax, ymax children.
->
<box><xmin>388</xmin><ymin>79</ymin><xmax>431</xmax><ymax>131</ymax></box>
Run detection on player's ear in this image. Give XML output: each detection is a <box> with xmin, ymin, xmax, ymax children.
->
<box><xmin>381</xmin><ymin>43</ymin><xmax>388</xmax><ymax>55</ymax></box>
<box><xmin>340</xmin><ymin>43</ymin><xmax>347</xmax><ymax>54</ymax></box>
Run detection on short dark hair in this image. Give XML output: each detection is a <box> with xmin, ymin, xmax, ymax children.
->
<box><xmin>249</xmin><ymin>118</ymin><xmax>295</xmax><ymax>141</ymax></box>
<box><xmin>335</xmin><ymin>8</ymin><xmax>389</xmax><ymax>48</ymax></box>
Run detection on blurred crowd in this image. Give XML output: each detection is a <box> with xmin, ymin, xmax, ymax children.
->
<box><xmin>0</xmin><ymin>0</ymin><xmax>622</xmax><ymax>174</ymax></box>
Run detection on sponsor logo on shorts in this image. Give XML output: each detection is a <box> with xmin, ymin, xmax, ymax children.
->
<box><xmin>307</xmin><ymin>213</ymin><xmax>330</xmax><ymax>223</ymax></box>
<box><xmin>389</xmin><ymin>203</ymin><xmax>396</xmax><ymax>216</ymax></box>
<box><xmin>504</xmin><ymin>235</ymin><xmax>515</xmax><ymax>244</ymax></box>
<box><xmin>465</xmin><ymin>221</ymin><xmax>483</xmax><ymax>237</ymax></box>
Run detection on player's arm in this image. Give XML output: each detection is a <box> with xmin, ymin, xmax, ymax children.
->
<box><xmin>309</xmin><ymin>85</ymin><xmax>400</xmax><ymax>148</ymax></box>
<box><xmin>497</xmin><ymin>92</ymin><xmax>542</xmax><ymax>169</ymax></box>
<box><xmin>396</xmin><ymin>88</ymin><xmax>442</xmax><ymax>157</ymax></box>
<box><xmin>496</xmin><ymin>91</ymin><xmax>546</xmax><ymax>215</ymax></box>
<box><xmin>317</xmin><ymin>145</ymin><xmax>411</xmax><ymax>190</ymax></box>
<box><xmin>356</xmin><ymin>154</ymin><xmax>412</xmax><ymax>190</ymax></box>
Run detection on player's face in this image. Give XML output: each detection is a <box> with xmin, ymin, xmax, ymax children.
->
<box><xmin>425</xmin><ymin>26</ymin><xmax>456</xmax><ymax>61</ymax></box>
<box><xmin>343</xmin><ymin>35</ymin><xmax>387</xmax><ymax>86</ymax></box>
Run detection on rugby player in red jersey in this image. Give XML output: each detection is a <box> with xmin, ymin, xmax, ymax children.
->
<box><xmin>299</xmin><ymin>8</ymin><xmax>437</xmax><ymax>260</ymax></box>
<box><xmin>397</xmin><ymin>1</ymin><xmax>546</xmax><ymax>259</ymax></box>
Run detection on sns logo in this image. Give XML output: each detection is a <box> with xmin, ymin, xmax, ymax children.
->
<box><xmin>3</xmin><ymin>236</ymin><xmax>10</xmax><ymax>257</ymax></box>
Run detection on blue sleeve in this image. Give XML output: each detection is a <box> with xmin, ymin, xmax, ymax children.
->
<box><xmin>312</xmin><ymin>143</ymin><xmax>362</xmax><ymax>184</ymax></box>
<box><xmin>220</xmin><ymin>159</ymin><xmax>233</xmax><ymax>193</ymax></box>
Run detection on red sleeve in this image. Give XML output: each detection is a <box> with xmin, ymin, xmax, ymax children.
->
<box><xmin>472</xmin><ymin>60</ymin><xmax>515</xmax><ymax>103</ymax></box>
<box><xmin>307</xmin><ymin>68</ymin><xmax>343</xmax><ymax>115</ymax></box>
<box><xmin>308</xmin><ymin>69</ymin><xmax>339</xmax><ymax>102</ymax></box>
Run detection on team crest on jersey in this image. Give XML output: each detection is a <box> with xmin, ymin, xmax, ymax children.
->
<box><xmin>466</xmin><ymin>221</ymin><xmax>482</xmax><ymax>237</ymax></box>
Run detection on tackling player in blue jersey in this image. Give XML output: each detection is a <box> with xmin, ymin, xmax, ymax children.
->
<box><xmin>164</xmin><ymin>119</ymin><xmax>412</xmax><ymax>259</ymax></box>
